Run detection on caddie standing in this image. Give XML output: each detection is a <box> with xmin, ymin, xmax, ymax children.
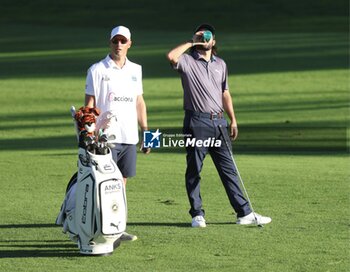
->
<box><xmin>167</xmin><ymin>23</ymin><xmax>271</xmax><ymax>228</ymax></box>
<box><xmin>85</xmin><ymin>25</ymin><xmax>150</xmax><ymax>241</ymax></box>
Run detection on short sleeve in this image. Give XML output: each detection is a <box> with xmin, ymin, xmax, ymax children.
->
<box><xmin>172</xmin><ymin>54</ymin><xmax>189</xmax><ymax>73</ymax></box>
<box><xmin>222</xmin><ymin>62</ymin><xmax>229</xmax><ymax>91</ymax></box>
<box><xmin>85</xmin><ymin>67</ymin><xmax>95</xmax><ymax>96</ymax></box>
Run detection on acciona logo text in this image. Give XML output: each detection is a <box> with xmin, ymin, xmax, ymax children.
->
<box><xmin>108</xmin><ymin>92</ymin><xmax>134</xmax><ymax>102</ymax></box>
<box><xmin>163</xmin><ymin>137</ymin><xmax>221</xmax><ymax>148</ymax></box>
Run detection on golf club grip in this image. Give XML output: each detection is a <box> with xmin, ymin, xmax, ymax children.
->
<box><xmin>70</xmin><ymin>106</ymin><xmax>79</xmax><ymax>142</ymax></box>
<box><xmin>70</xmin><ymin>106</ymin><xmax>76</xmax><ymax>118</ymax></box>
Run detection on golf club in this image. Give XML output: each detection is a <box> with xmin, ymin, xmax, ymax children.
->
<box><xmin>218</xmin><ymin>125</ymin><xmax>263</xmax><ymax>228</ymax></box>
<box><xmin>71</xmin><ymin>106</ymin><xmax>79</xmax><ymax>142</ymax></box>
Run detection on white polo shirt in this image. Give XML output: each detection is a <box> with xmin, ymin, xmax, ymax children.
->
<box><xmin>85</xmin><ymin>55</ymin><xmax>143</xmax><ymax>144</ymax></box>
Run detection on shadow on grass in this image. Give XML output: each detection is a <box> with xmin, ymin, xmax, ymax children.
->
<box><xmin>0</xmin><ymin>33</ymin><xmax>348</xmax><ymax>79</ymax></box>
<box><xmin>0</xmin><ymin>249</ymin><xmax>81</xmax><ymax>258</ymax></box>
<box><xmin>0</xmin><ymin>125</ymin><xmax>347</xmax><ymax>154</ymax></box>
<box><xmin>0</xmin><ymin>223</ymin><xmax>80</xmax><ymax>258</ymax></box>
<box><xmin>0</xmin><ymin>222</ymin><xmax>185</xmax><ymax>258</ymax></box>
<box><xmin>128</xmin><ymin>222</ymin><xmax>189</xmax><ymax>228</ymax></box>
<box><xmin>128</xmin><ymin>221</ymin><xmax>262</xmax><ymax>228</ymax></box>
<box><xmin>0</xmin><ymin>223</ymin><xmax>58</xmax><ymax>228</ymax></box>
<box><xmin>0</xmin><ymin>135</ymin><xmax>77</xmax><ymax>151</ymax></box>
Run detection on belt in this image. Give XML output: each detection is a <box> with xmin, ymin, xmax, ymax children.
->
<box><xmin>186</xmin><ymin>110</ymin><xmax>223</xmax><ymax>120</ymax></box>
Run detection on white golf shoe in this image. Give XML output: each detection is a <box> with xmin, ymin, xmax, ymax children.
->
<box><xmin>191</xmin><ymin>215</ymin><xmax>206</xmax><ymax>228</ymax></box>
<box><xmin>236</xmin><ymin>212</ymin><xmax>272</xmax><ymax>225</ymax></box>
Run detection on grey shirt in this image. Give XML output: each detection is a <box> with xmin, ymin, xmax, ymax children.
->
<box><xmin>174</xmin><ymin>50</ymin><xmax>229</xmax><ymax>113</ymax></box>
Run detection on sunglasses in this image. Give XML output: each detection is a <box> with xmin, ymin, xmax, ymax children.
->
<box><xmin>111</xmin><ymin>38</ymin><xmax>128</xmax><ymax>45</ymax></box>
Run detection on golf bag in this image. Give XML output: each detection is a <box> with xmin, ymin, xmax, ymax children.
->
<box><xmin>56</xmin><ymin>106</ymin><xmax>126</xmax><ymax>255</ymax></box>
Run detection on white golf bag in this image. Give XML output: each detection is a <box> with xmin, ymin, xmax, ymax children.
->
<box><xmin>56</xmin><ymin>106</ymin><xmax>127</xmax><ymax>255</ymax></box>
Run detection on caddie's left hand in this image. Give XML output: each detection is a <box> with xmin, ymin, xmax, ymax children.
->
<box><xmin>230</xmin><ymin>123</ymin><xmax>238</xmax><ymax>141</ymax></box>
<box><xmin>140</xmin><ymin>140</ymin><xmax>151</xmax><ymax>154</ymax></box>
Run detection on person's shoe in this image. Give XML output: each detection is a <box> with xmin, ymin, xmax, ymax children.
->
<box><xmin>236</xmin><ymin>212</ymin><xmax>272</xmax><ymax>225</ymax></box>
<box><xmin>120</xmin><ymin>232</ymin><xmax>138</xmax><ymax>242</ymax></box>
<box><xmin>191</xmin><ymin>215</ymin><xmax>206</xmax><ymax>228</ymax></box>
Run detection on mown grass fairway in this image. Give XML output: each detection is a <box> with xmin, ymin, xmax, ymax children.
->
<box><xmin>0</xmin><ymin>1</ymin><xmax>349</xmax><ymax>271</ymax></box>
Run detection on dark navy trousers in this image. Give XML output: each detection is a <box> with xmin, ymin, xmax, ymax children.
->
<box><xmin>183</xmin><ymin>111</ymin><xmax>252</xmax><ymax>218</ymax></box>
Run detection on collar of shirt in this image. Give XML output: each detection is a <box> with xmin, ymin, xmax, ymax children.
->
<box><xmin>192</xmin><ymin>50</ymin><xmax>217</xmax><ymax>62</ymax></box>
<box><xmin>105</xmin><ymin>54</ymin><xmax>130</xmax><ymax>70</ymax></box>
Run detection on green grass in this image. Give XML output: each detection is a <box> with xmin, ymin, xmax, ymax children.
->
<box><xmin>0</xmin><ymin>3</ymin><xmax>349</xmax><ymax>271</ymax></box>
<box><xmin>0</xmin><ymin>152</ymin><xmax>349</xmax><ymax>271</ymax></box>
<box><xmin>1</xmin><ymin>0</ymin><xmax>348</xmax><ymax>32</ymax></box>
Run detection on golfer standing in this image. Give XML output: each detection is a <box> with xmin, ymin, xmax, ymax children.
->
<box><xmin>85</xmin><ymin>25</ymin><xmax>150</xmax><ymax>240</ymax></box>
<box><xmin>167</xmin><ymin>24</ymin><xmax>271</xmax><ymax>227</ymax></box>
